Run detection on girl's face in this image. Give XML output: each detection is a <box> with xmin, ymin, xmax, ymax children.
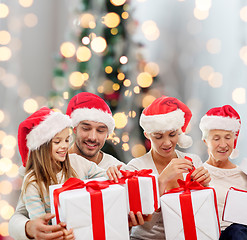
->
<box><xmin>205</xmin><ymin>129</ymin><xmax>235</xmax><ymax>162</ymax></box>
<box><xmin>147</xmin><ymin>129</ymin><xmax>179</xmax><ymax>158</ymax></box>
<box><xmin>51</xmin><ymin>127</ymin><xmax>70</xmax><ymax>163</ymax></box>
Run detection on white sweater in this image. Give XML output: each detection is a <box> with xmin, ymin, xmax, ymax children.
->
<box><xmin>127</xmin><ymin>150</ymin><xmax>203</xmax><ymax>240</ymax></box>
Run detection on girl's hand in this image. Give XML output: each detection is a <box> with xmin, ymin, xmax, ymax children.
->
<box><xmin>59</xmin><ymin>222</ymin><xmax>75</xmax><ymax>240</ymax></box>
<box><xmin>128</xmin><ymin>211</ymin><xmax>152</xmax><ymax>228</ymax></box>
<box><xmin>158</xmin><ymin>157</ymin><xmax>193</xmax><ymax>195</ymax></box>
<box><xmin>190</xmin><ymin>166</ymin><xmax>211</xmax><ymax>186</ymax></box>
<box><xmin>106</xmin><ymin>165</ymin><xmax>122</xmax><ymax>183</ymax></box>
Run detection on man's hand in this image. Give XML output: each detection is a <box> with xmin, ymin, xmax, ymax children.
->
<box><xmin>25</xmin><ymin>213</ymin><xmax>64</xmax><ymax>240</ymax></box>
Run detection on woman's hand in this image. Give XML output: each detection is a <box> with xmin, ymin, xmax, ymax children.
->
<box><xmin>158</xmin><ymin>158</ymin><xmax>193</xmax><ymax>195</ymax></box>
<box><xmin>190</xmin><ymin>166</ymin><xmax>211</xmax><ymax>186</ymax></box>
<box><xmin>106</xmin><ymin>164</ymin><xmax>122</xmax><ymax>183</ymax></box>
<box><xmin>128</xmin><ymin>211</ymin><xmax>152</xmax><ymax>228</ymax></box>
<box><xmin>59</xmin><ymin>222</ymin><xmax>75</xmax><ymax>240</ymax></box>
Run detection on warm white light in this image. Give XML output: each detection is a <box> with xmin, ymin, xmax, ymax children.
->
<box><xmin>131</xmin><ymin>144</ymin><xmax>146</xmax><ymax>158</ymax></box>
<box><xmin>240</xmin><ymin>6</ymin><xmax>247</xmax><ymax>22</ymax></box>
<box><xmin>144</xmin><ymin>62</ymin><xmax>160</xmax><ymax>77</ymax></box>
<box><xmin>102</xmin><ymin>12</ymin><xmax>121</xmax><ymax>28</ymax></box>
<box><xmin>23</xmin><ymin>98</ymin><xmax>39</xmax><ymax>113</ymax></box>
<box><xmin>206</xmin><ymin>38</ymin><xmax>221</xmax><ymax>54</ymax></box>
<box><xmin>110</xmin><ymin>0</ymin><xmax>126</xmax><ymax>6</ymax></box>
<box><xmin>113</xmin><ymin>112</ymin><xmax>128</xmax><ymax>129</ymax></box>
<box><xmin>82</xmin><ymin>36</ymin><xmax>90</xmax><ymax>45</ymax></box>
<box><xmin>19</xmin><ymin>0</ymin><xmax>34</xmax><ymax>7</ymax></box>
<box><xmin>91</xmin><ymin>37</ymin><xmax>107</xmax><ymax>53</ymax></box>
<box><xmin>0</xmin><ymin>4</ymin><xmax>9</xmax><ymax>18</ymax></box>
<box><xmin>60</xmin><ymin>42</ymin><xmax>76</xmax><ymax>58</ymax></box>
<box><xmin>120</xmin><ymin>56</ymin><xmax>128</xmax><ymax>64</ymax></box>
<box><xmin>142</xmin><ymin>95</ymin><xmax>156</xmax><ymax>108</ymax></box>
<box><xmin>208</xmin><ymin>72</ymin><xmax>223</xmax><ymax>88</ymax></box>
<box><xmin>142</xmin><ymin>20</ymin><xmax>160</xmax><ymax>41</ymax></box>
<box><xmin>76</xmin><ymin>46</ymin><xmax>91</xmax><ymax>62</ymax></box>
<box><xmin>232</xmin><ymin>88</ymin><xmax>246</xmax><ymax>104</ymax></box>
<box><xmin>137</xmin><ymin>72</ymin><xmax>153</xmax><ymax>88</ymax></box>
<box><xmin>195</xmin><ymin>0</ymin><xmax>212</xmax><ymax>11</ymax></box>
<box><xmin>194</xmin><ymin>8</ymin><xmax>209</xmax><ymax>20</ymax></box>
<box><xmin>80</xmin><ymin>13</ymin><xmax>96</xmax><ymax>29</ymax></box>
<box><xmin>199</xmin><ymin>65</ymin><xmax>214</xmax><ymax>81</ymax></box>
<box><xmin>0</xmin><ymin>31</ymin><xmax>11</xmax><ymax>45</ymax></box>
<box><xmin>0</xmin><ymin>47</ymin><xmax>11</xmax><ymax>61</ymax></box>
<box><xmin>24</xmin><ymin>13</ymin><xmax>38</xmax><ymax>27</ymax></box>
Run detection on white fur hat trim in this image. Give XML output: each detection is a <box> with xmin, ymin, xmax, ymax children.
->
<box><xmin>140</xmin><ymin>109</ymin><xmax>185</xmax><ymax>133</ymax></box>
<box><xmin>71</xmin><ymin>108</ymin><xmax>115</xmax><ymax>134</ymax></box>
<box><xmin>27</xmin><ymin>112</ymin><xmax>72</xmax><ymax>150</ymax></box>
<box><xmin>199</xmin><ymin>115</ymin><xmax>240</xmax><ymax>133</ymax></box>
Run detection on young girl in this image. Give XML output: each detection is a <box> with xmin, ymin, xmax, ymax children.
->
<box><xmin>18</xmin><ymin>107</ymin><xmax>110</xmax><ymax>239</ymax></box>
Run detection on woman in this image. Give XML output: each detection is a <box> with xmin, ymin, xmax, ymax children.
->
<box><xmin>199</xmin><ymin>105</ymin><xmax>247</xmax><ymax>240</ymax></box>
<box><xmin>127</xmin><ymin>96</ymin><xmax>210</xmax><ymax>239</ymax></box>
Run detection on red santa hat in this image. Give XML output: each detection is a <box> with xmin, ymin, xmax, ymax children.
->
<box><xmin>66</xmin><ymin>92</ymin><xmax>115</xmax><ymax>134</ymax></box>
<box><xmin>139</xmin><ymin>96</ymin><xmax>193</xmax><ymax>148</ymax></box>
<box><xmin>199</xmin><ymin>105</ymin><xmax>241</xmax><ymax>159</ymax></box>
<box><xmin>18</xmin><ymin>107</ymin><xmax>72</xmax><ymax>167</ymax></box>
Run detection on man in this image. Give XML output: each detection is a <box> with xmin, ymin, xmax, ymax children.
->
<box><xmin>9</xmin><ymin>92</ymin><xmax>147</xmax><ymax>240</ymax></box>
<box><xmin>66</xmin><ymin>92</ymin><xmax>124</xmax><ymax>169</ymax></box>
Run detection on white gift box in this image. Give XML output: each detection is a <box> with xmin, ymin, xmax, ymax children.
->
<box><xmin>161</xmin><ymin>188</ymin><xmax>220</xmax><ymax>240</ymax></box>
<box><xmin>121</xmin><ymin>170</ymin><xmax>160</xmax><ymax>215</ymax></box>
<box><xmin>223</xmin><ymin>187</ymin><xmax>247</xmax><ymax>225</ymax></box>
<box><xmin>49</xmin><ymin>178</ymin><xmax>130</xmax><ymax>240</ymax></box>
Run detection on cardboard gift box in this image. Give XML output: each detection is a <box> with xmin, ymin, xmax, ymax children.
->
<box><xmin>223</xmin><ymin>187</ymin><xmax>247</xmax><ymax>225</ymax></box>
<box><xmin>160</xmin><ymin>173</ymin><xmax>220</xmax><ymax>240</ymax></box>
<box><xmin>120</xmin><ymin>169</ymin><xmax>160</xmax><ymax>215</ymax></box>
<box><xmin>49</xmin><ymin>178</ymin><xmax>130</xmax><ymax>240</ymax></box>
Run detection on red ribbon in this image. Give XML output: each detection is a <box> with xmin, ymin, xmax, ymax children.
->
<box><xmin>120</xmin><ymin>169</ymin><xmax>159</xmax><ymax>213</ymax></box>
<box><xmin>53</xmin><ymin>178</ymin><xmax>110</xmax><ymax>240</ymax></box>
<box><xmin>165</xmin><ymin>171</ymin><xmax>221</xmax><ymax>239</ymax></box>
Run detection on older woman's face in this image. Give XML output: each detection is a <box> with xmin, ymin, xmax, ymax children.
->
<box><xmin>147</xmin><ymin>130</ymin><xmax>179</xmax><ymax>158</ymax></box>
<box><xmin>205</xmin><ymin>129</ymin><xmax>235</xmax><ymax>162</ymax></box>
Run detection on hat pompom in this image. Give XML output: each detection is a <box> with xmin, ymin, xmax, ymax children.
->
<box><xmin>230</xmin><ymin>148</ymin><xmax>239</xmax><ymax>159</ymax></box>
<box><xmin>177</xmin><ymin>133</ymin><xmax>193</xmax><ymax>148</ymax></box>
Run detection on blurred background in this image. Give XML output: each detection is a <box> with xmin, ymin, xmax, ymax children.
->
<box><xmin>1</xmin><ymin>0</ymin><xmax>247</xmax><ymax>238</ymax></box>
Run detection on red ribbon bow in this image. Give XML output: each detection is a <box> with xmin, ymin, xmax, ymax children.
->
<box><xmin>120</xmin><ymin>169</ymin><xmax>159</xmax><ymax>214</ymax></box>
<box><xmin>53</xmin><ymin>178</ymin><xmax>110</xmax><ymax>240</ymax></box>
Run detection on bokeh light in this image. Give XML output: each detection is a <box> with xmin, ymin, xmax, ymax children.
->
<box><xmin>232</xmin><ymin>88</ymin><xmax>246</xmax><ymax>104</ymax></box>
<box><xmin>240</xmin><ymin>6</ymin><xmax>247</xmax><ymax>22</ymax></box>
<box><xmin>102</xmin><ymin>12</ymin><xmax>121</xmax><ymax>28</ymax></box>
<box><xmin>0</xmin><ymin>181</ymin><xmax>13</xmax><ymax>195</ymax></box>
<box><xmin>23</xmin><ymin>98</ymin><xmax>39</xmax><ymax>113</ymax></box>
<box><xmin>0</xmin><ymin>31</ymin><xmax>11</xmax><ymax>45</ymax></box>
<box><xmin>0</xmin><ymin>47</ymin><xmax>12</xmax><ymax>61</ymax></box>
<box><xmin>24</xmin><ymin>13</ymin><xmax>38</xmax><ymax>28</ymax></box>
<box><xmin>199</xmin><ymin>65</ymin><xmax>214</xmax><ymax>81</ymax></box>
<box><xmin>137</xmin><ymin>72</ymin><xmax>153</xmax><ymax>88</ymax></box>
<box><xmin>195</xmin><ymin>0</ymin><xmax>212</xmax><ymax>11</ymax></box>
<box><xmin>69</xmin><ymin>71</ymin><xmax>88</xmax><ymax>88</ymax></box>
<box><xmin>0</xmin><ymin>4</ymin><xmax>9</xmax><ymax>18</ymax></box>
<box><xmin>19</xmin><ymin>0</ymin><xmax>34</xmax><ymax>8</ymax></box>
<box><xmin>80</xmin><ymin>13</ymin><xmax>96</xmax><ymax>29</ymax></box>
<box><xmin>76</xmin><ymin>46</ymin><xmax>92</xmax><ymax>62</ymax></box>
<box><xmin>144</xmin><ymin>62</ymin><xmax>160</xmax><ymax>77</ymax></box>
<box><xmin>0</xmin><ymin>110</ymin><xmax>4</xmax><ymax>123</ymax></box>
<box><xmin>193</xmin><ymin>8</ymin><xmax>209</xmax><ymax>20</ymax></box>
<box><xmin>131</xmin><ymin>144</ymin><xmax>146</xmax><ymax>158</ymax></box>
<box><xmin>142</xmin><ymin>94</ymin><xmax>156</xmax><ymax>108</ymax></box>
<box><xmin>110</xmin><ymin>0</ymin><xmax>126</xmax><ymax>6</ymax></box>
<box><xmin>120</xmin><ymin>56</ymin><xmax>128</xmax><ymax>64</ymax></box>
<box><xmin>60</xmin><ymin>42</ymin><xmax>76</xmax><ymax>58</ymax></box>
<box><xmin>206</xmin><ymin>38</ymin><xmax>221</xmax><ymax>54</ymax></box>
<box><xmin>113</xmin><ymin>112</ymin><xmax>128</xmax><ymax>129</ymax></box>
<box><xmin>91</xmin><ymin>37</ymin><xmax>107</xmax><ymax>53</ymax></box>
<box><xmin>208</xmin><ymin>72</ymin><xmax>223</xmax><ymax>88</ymax></box>
<box><xmin>142</xmin><ymin>20</ymin><xmax>160</xmax><ymax>41</ymax></box>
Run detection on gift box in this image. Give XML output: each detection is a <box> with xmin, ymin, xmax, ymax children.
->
<box><xmin>160</xmin><ymin>173</ymin><xmax>220</xmax><ymax>240</ymax></box>
<box><xmin>223</xmin><ymin>187</ymin><xmax>247</xmax><ymax>225</ymax></box>
<box><xmin>49</xmin><ymin>178</ymin><xmax>130</xmax><ymax>240</ymax></box>
<box><xmin>120</xmin><ymin>169</ymin><xmax>160</xmax><ymax>215</ymax></box>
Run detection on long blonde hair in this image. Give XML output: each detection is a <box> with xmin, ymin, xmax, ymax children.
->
<box><xmin>22</xmin><ymin>140</ymin><xmax>78</xmax><ymax>204</ymax></box>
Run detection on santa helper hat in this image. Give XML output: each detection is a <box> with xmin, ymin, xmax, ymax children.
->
<box><xmin>140</xmin><ymin>96</ymin><xmax>193</xmax><ymax>148</ymax></box>
<box><xmin>18</xmin><ymin>107</ymin><xmax>72</xmax><ymax>167</ymax></box>
<box><xmin>66</xmin><ymin>92</ymin><xmax>115</xmax><ymax>134</ymax></box>
<box><xmin>199</xmin><ymin>105</ymin><xmax>241</xmax><ymax>159</ymax></box>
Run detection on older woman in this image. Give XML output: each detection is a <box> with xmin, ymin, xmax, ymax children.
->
<box><xmin>127</xmin><ymin>96</ymin><xmax>210</xmax><ymax>240</ymax></box>
<box><xmin>199</xmin><ymin>105</ymin><xmax>247</xmax><ymax>240</ymax></box>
